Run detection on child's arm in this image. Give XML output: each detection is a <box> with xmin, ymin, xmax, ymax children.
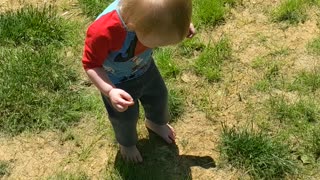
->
<box><xmin>86</xmin><ymin>67</ymin><xmax>134</xmax><ymax>112</ymax></box>
<box><xmin>83</xmin><ymin>18</ymin><xmax>134</xmax><ymax>112</ymax></box>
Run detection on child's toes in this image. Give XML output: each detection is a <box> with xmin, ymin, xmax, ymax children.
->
<box><xmin>163</xmin><ymin>135</ymin><xmax>173</xmax><ymax>144</ymax></box>
<box><xmin>136</xmin><ymin>154</ymin><xmax>143</xmax><ymax>163</ymax></box>
<box><xmin>168</xmin><ymin>133</ymin><xmax>175</xmax><ymax>143</ymax></box>
<box><xmin>167</xmin><ymin>124</ymin><xmax>176</xmax><ymax>136</ymax></box>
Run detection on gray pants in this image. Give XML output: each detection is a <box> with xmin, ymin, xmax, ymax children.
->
<box><xmin>102</xmin><ymin>60</ymin><xmax>169</xmax><ymax>147</ymax></box>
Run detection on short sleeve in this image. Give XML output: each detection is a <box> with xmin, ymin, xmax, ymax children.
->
<box><xmin>82</xmin><ymin>20</ymin><xmax>111</xmax><ymax>70</ymax></box>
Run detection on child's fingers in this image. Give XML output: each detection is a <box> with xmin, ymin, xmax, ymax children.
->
<box><xmin>187</xmin><ymin>23</ymin><xmax>196</xmax><ymax>38</ymax></box>
<box><xmin>119</xmin><ymin>91</ymin><xmax>134</xmax><ymax>106</ymax></box>
<box><xmin>117</xmin><ymin>98</ymin><xmax>134</xmax><ymax>107</ymax></box>
<box><xmin>109</xmin><ymin>89</ymin><xmax>134</xmax><ymax>111</ymax></box>
<box><xmin>115</xmin><ymin>104</ymin><xmax>127</xmax><ymax>112</ymax></box>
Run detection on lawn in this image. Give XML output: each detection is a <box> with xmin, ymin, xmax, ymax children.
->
<box><xmin>0</xmin><ymin>0</ymin><xmax>320</xmax><ymax>179</ymax></box>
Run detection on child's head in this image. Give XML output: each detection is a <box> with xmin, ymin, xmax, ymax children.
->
<box><xmin>120</xmin><ymin>0</ymin><xmax>192</xmax><ymax>48</ymax></box>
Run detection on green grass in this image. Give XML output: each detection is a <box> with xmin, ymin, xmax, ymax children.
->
<box><xmin>0</xmin><ymin>161</ymin><xmax>10</xmax><ymax>177</ymax></box>
<box><xmin>193</xmin><ymin>0</ymin><xmax>236</xmax><ymax>28</ymax></box>
<box><xmin>269</xmin><ymin>96</ymin><xmax>320</xmax><ymax>123</ymax></box>
<box><xmin>272</xmin><ymin>0</ymin><xmax>307</xmax><ymax>24</ymax></box>
<box><xmin>47</xmin><ymin>171</ymin><xmax>90</xmax><ymax>180</ymax></box>
<box><xmin>0</xmin><ymin>46</ymin><xmax>90</xmax><ymax>135</ymax></box>
<box><xmin>193</xmin><ymin>0</ymin><xmax>226</xmax><ymax>27</ymax></box>
<box><xmin>194</xmin><ymin>38</ymin><xmax>232</xmax><ymax>82</ymax></box>
<box><xmin>251</xmin><ymin>55</ymin><xmax>286</xmax><ymax>92</ymax></box>
<box><xmin>78</xmin><ymin>0</ymin><xmax>113</xmax><ymax>20</ymax></box>
<box><xmin>262</xmin><ymin>63</ymin><xmax>280</xmax><ymax>82</ymax></box>
<box><xmin>251</xmin><ymin>57</ymin><xmax>270</xmax><ymax>69</ymax></box>
<box><xmin>0</xmin><ymin>5</ymin><xmax>98</xmax><ymax>135</ymax></box>
<box><xmin>154</xmin><ymin>48</ymin><xmax>181</xmax><ymax>79</ymax></box>
<box><xmin>308</xmin><ymin>37</ymin><xmax>320</xmax><ymax>55</ymax></box>
<box><xmin>288</xmin><ymin>70</ymin><xmax>320</xmax><ymax>93</ymax></box>
<box><xmin>255</xmin><ymin>63</ymin><xmax>282</xmax><ymax>92</ymax></box>
<box><xmin>168</xmin><ymin>88</ymin><xmax>185</xmax><ymax>122</ymax></box>
<box><xmin>310</xmin><ymin>129</ymin><xmax>320</xmax><ymax>160</ymax></box>
<box><xmin>255</xmin><ymin>79</ymin><xmax>273</xmax><ymax>92</ymax></box>
<box><xmin>220</xmin><ymin>126</ymin><xmax>297</xmax><ymax>179</ymax></box>
<box><xmin>0</xmin><ymin>6</ymin><xmax>71</xmax><ymax>47</ymax></box>
<box><xmin>178</xmin><ymin>37</ymin><xmax>206</xmax><ymax>58</ymax></box>
<box><xmin>298</xmin><ymin>127</ymin><xmax>320</xmax><ymax>163</ymax></box>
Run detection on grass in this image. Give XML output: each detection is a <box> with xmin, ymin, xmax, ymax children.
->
<box><xmin>264</xmin><ymin>95</ymin><xmax>320</xmax><ymax>168</ymax></box>
<box><xmin>288</xmin><ymin>70</ymin><xmax>320</xmax><ymax>93</ymax></box>
<box><xmin>193</xmin><ymin>0</ymin><xmax>226</xmax><ymax>27</ymax></box>
<box><xmin>269</xmin><ymin>96</ymin><xmax>320</xmax><ymax>123</ymax></box>
<box><xmin>220</xmin><ymin>126</ymin><xmax>297</xmax><ymax>179</ymax></box>
<box><xmin>194</xmin><ymin>38</ymin><xmax>232</xmax><ymax>82</ymax></box>
<box><xmin>307</xmin><ymin>0</ymin><xmax>320</xmax><ymax>6</ymax></box>
<box><xmin>47</xmin><ymin>171</ymin><xmax>90</xmax><ymax>180</ymax></box>
<box><xmin>2</xmin><ymin>0</ymin><xmax>320</xmax><ymax>179</ymax></box>
<box><xmin>0</xmin><ymin>161</ymin><xmax>10</xmax><ymax>177</ymax></box>
<box><xmin>0</xmin><ymin>46</ymin><xmax>92</xmax><ymax>134</ymax></box>
<box><xmin>192</xmin><ymin>0</ymin><xmax>236</xmax><ymax>28</ymax></box>
<box><xmin>154</xmin><ymin>48</ymin><xmax>181</xmax><ymax>79</ymax></box>
<box><xmin>310</xmin><ymin>129</ymin><xmax>320</xmax><ymax>160</ymax></box>
<box><xmin>298</xmin><ymin>128</ymin><xmax>320</xmax><ymax>164</ymax></box>
<box><xmin>223</xmin><ymin>0</ymin><xmax>237</xmax><ymax>6</ymax></box>
<box><xmin>178</xmin><ymin>37</ymin><xmax>206</xmax><ymax>58</ymax></box>
<box><xmin>251</xmin><ymin>57</ymin><xmax>270</xmax><ymax>69</ymax></box>
<box><xmin>0</xmin><ymin>4</ymin><xmax>99</xmax><ymax>135</ymax></box>
<box><xmin>59</xmin><ymin>130</ymin><xmax>82</xmax><ymax>147</ymax></box>
<box><xmin>251</xmin><ymin>54</ymin><xmax>287</xmax><ymax>92</ymax></box>
<box><xmin>168</xmin><ymin>88</ymin><xmax>185</xmax><ymax>122</ymax></box>
<box><xmin>0</xmin><ymin>6</ymin><xmax>71</xmax><ymax>47</ymax></box>
<box><xmin>78</xmin><ymin>0</ymin><xmax>113</xmax><ymax>20</ymax></box>
<box><xmin>272</xmin><ymin>0</ymin><xmax>307</xmax><ymax>24</ymax></box>
<box><xmin>308</xmin><ymin>37</ymin><xmax>320</xmax><ymax>55</ymax></box>
<box><xmin>254</xmin><ymin>63</ymin><xmax>282</xmax><ymax>92</ymax></box>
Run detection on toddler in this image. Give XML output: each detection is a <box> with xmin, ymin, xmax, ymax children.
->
<box><xmin>82</xmin><ymin>0</ymin><xmax>194</xmax><ymax>162</ymax></box>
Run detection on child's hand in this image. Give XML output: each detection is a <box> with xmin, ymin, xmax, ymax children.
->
<box><xmin>186</xmin><ymin>23</ymin><xmax>196</xmax><ymax>38</ymax></box>
<box><xmin>108</xmin><ymin>88</ymin><xmax>134</xmax><ymax>112</ymax></box>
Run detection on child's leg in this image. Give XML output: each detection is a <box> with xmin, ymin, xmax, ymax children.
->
<box><xmin>101</xmin><ymin>95</ymin><xmax>143</xmax><ymax>162</ymax></box>
<box><xmin>139</xmin><ymin>65</ymin><xmax>176</xmax><ymax>143</ymax></box>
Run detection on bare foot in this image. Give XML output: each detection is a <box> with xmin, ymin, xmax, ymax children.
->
<box><xmin>119</xmin><ymin>144</ymin><xmax>143</xmax><ymax>163</ymax></box>
<box><xmin>145</xmin><ymin>119</ymin><xmax>176</xmax><ymax>144</ymax></box>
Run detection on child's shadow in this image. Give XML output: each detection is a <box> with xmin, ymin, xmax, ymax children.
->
<box><xmin>113</xmin><ymin>130</ymin><xmax>216</xmax><ymax>180</ymax></box>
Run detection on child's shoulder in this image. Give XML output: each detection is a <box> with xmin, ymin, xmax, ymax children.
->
<box><xmin>88</xmin><ymin>11</ymin><xmax>125</xmax><ymax>39</ymax></box>
<box><xmin>96</xmin><ymin>0</ymin><xmax>120</xmax><ymax>20</ymax></box>
<box><xmin>89</xmin><ymin>0</ymin><xmax>124</xmax><ymax>32</ymax></box>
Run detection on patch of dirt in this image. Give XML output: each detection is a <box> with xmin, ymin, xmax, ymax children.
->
<box><xmin>214</xmin><ymin>0</ymin><xmax>319</xmax><ymax>71</ymax></box>
<box><xmin>0</xmin><ymin>118</ymin><xmax>116</xmax><ymax>179</ymax></box>
<box><xmin>208</xmin><ymin>0</ymin><xmax>320</xmax><ymax>126</ymax></box>
<box><xmin>174</xmin><ymin>111</ymin><xmax>248</xmax><ymax>179</ymax></box>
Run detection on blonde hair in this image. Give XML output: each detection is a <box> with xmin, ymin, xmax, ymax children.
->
<box><xmin>120</xmin><ymin>0</ymin><xmax>192</xmax><ymax>40</ymax></box>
